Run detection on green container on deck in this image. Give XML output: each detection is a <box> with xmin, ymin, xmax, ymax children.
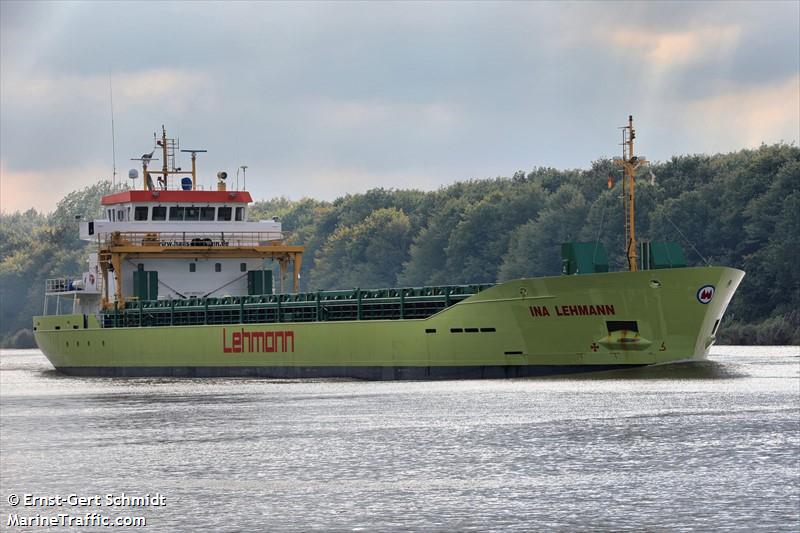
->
<box><xmin>247</xmin><ymin>270</ymin><xmax>274</xmax><ymax>295</ymax></box>
<box><xmin>561</xmin><ymin>242</ymin><xmax>609</xmax><ymax>275</ymax></box>
<box><xmin>133</xmin><ymin>270</ymin><xmax>158</xmax><ymax>300</ymax></box>
<box><xmin>645</xmin><ymin>241</ymin><xmax>687</xmax><ymax>269</ymax></box>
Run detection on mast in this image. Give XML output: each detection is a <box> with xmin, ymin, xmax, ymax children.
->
<box><xmin>161</xmin><ymin>125</ymin><xmax>169</xmax><ymax>184</ymax></box>
<box><xmin>614</xmin><ymin>115</ymin><xmax>647</xmax><ymax>272</ymax></box>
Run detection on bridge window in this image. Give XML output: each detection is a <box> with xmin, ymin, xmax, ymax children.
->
<box><xmin>169</xmin><ymin>206</ymin><xmax>185</xmax><ymax>221</ymax></box>
<box><xmin>218</xmin><ymin>207</ymin><xmax>232</xmax><ymax>221</ymax></box>
<box><xmin>240</xmin><ymin>263</ymin><xmax>247</xmax><ymax>272</ymax></box>
<box><xmin>152</xmin><ymin>206</ymin><xmax>167</xmax><ymax>221</ymax></box>
<box><xmin>215</xmin><ymin>263</ymin><xmax>222</xmax><ymax>272</ymax></box>
<box><xmin>185</xmin><ymin>206</ymin><xmax>200</xmax><ymax>221</ymax></box>
<box><xmin>235</xmin><ymin>207</ymin><xmax>244</xmax><ymax>221</ymax></box>
<box><xmin>189</xmin><ymin>263</ymin><xmax>196</xmax><ymax>273</ymax></box>
<box><xmin>134</xmin><ymin>206</ymin><xmax>149</xmax><ymax>221</ymax></box>
<box><xmin>200</xmin><ymin>207</ymin><xmax>215</xmax><ymax>221</ymax></box>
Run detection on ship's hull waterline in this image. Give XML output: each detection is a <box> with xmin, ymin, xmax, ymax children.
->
<box><xmin>34</xmin><ymin>267</ymin><xmax>744</xmax><ymax>379</ymax></box>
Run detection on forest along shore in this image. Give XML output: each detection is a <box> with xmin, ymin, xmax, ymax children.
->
<box><xmin>1</xmin><ymin>143</ymin><xmax>798</xmax><ymax>347</ymax></box>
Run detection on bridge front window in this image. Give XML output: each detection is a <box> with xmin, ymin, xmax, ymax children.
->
<box><xmin>200</xmin><ymin>207</ymin><xmax>215</xmax><ymax>221</ymax></box>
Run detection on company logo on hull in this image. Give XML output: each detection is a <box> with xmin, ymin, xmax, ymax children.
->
<box><xmin>529</xmin><ymin>304</ymin><xmax>616</xmax><ymax>318</ymax></box>
<box><xmin>223</xmin><ymin>327</ymin><xmax>295</xmax><ymax>353</ymax></box>
<box><xmin>696</xmin><ymin>285</ymin><xmax>715</xmax><ymax>304</ymax></box>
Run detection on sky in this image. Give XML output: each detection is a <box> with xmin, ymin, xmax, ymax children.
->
<box><xmin>1</xmin><ymin>0</ymin><xmax>798</xmax><ymax>213</ymax></box>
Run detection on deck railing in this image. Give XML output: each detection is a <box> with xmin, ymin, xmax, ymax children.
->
<box><xmin>100</xmin><ymin>284</ymin><xmax>495</xmax><ymax>328</ymax></box>
<box><xmin>105</xmin><ymin>231</ymin><xmax>288</xmax><ymax>248</ymax></box>
<box><xmin>45</xmin><ymin>278</ymin><xmax>76</xmax><ymax>293</ymax></box>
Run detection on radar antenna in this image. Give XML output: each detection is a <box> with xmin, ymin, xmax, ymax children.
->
<box><xmin>180</xmin><ymin>148</ymin><xmax>207</xmax><ymax>190</ymax></box>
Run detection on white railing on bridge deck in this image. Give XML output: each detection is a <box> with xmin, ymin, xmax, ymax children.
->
<box><xmin>106</xmin><ymin>231</ymin><xmax>288</xmax><ymax>248</ymax></box>
<box><xmin>45</xmin><ymin>278</ymin><xmax>76</xmax><ymax>293</ymax></box>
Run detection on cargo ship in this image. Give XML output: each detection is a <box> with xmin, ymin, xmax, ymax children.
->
<box><xmin>33</xmin><ymin>118</ymin><xmax>744</xmax><ymax>378</ymax></box>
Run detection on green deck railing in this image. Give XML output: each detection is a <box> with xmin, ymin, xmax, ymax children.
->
<box><xmin>101</xmin><ymin>284</ymin><xmax>494</xmax><ymax>328</ymax></box>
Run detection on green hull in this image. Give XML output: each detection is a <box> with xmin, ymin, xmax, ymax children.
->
<box><xmin>33</xmin><ymin>267</ymin><xmax>744</xmax><ymax>379</ymax></box>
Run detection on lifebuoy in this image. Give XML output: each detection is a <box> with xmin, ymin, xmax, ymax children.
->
<box><xmin>89</xmin><ymin>274</ymin><xmax>96</xmax><ymax>285</ymax></box>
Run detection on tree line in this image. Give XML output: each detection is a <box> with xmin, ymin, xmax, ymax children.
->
<box><xmin>1</xmin><ymin>143</ymin><xmax>797</xmax><ymax>346</ymax></box>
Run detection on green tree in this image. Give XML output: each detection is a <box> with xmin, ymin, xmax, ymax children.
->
<box><xmin>499</xmin><ymin>184</ymin><xmax>589</xmax><ymax>280</ymax></box>
<box><xmin>310</xmin><ymin>208</ymin><xmax>413</xmax><ymax>289</ymax></box>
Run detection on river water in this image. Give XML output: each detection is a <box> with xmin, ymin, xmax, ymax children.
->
<box><xmin>1</xmin><ymin>347</ymin><xmax>798</xmax><ymax>532</ymax></box>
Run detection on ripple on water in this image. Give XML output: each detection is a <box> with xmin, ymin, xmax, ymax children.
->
<box><xmin>1</xmin><ymin>346</ymin><xmax>799</xmax><ymax>531</ymax></box>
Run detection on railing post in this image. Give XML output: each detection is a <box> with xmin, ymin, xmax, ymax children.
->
<box><xmin>138</xmin><ymin>301</ymin><xmax>143</xmax><ymax>327</ymax></box>
<box><xmin>445</xmin><ymin>287</ymin><xmax>451</xmax><ymax>307</ymax></box>
<box><xmin>239</xmin><ymin>297</ymin><xmax>245</xmax><ymax>324</ymax></box>
<box><xmin>276</xmin><ymin>297</ymin><xmax>282</xmax><ymax>323</ymax></box>
<box><xmin>357</xmin><ymin>288</ymin><xmax>363</xmax><ymax>320</ymax></box>
<box><xmin>316</xmin><ymin>291</ymin><xmax>321</xmax><ymax>322</ymax></box>
<box><xmin>400</xmin><ymin>289</ymin><xmax>405</xmax><ymax>320</ymax></box>
<box><xmin>114</xmin><ymin>301</ymin><xmax>119</xmax><ymax>328</ymax></box>
<box><xmin>170</xmin><ymin>298</ymin><xmax>175</xmax><ymax>326</ymax></box>
<box><xmin>204</xmin><ymin>298</ymin><xmax>209</xmax><ymax>325</ymax></box>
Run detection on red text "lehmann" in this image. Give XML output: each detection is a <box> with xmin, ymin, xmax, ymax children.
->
<box><xmin>223</xmin><ymin>327</ymin><xmax>295</xmax><ymax>353</ymax></box>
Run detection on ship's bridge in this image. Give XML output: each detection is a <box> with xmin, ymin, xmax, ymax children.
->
<box><xmin>73</xmin><ymin>125</ymin><xmax>304</xmax><ymax>309</ymax></box>
<box><xmin>80</xmin><ymin>190</ymin><xmax>283</xmax><ymax>241</ymax></box>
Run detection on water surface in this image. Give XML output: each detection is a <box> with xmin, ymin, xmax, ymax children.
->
<box><xmin>1</xmin><ymin>347</ymin><xmax>798</xmax><ymax>531</ymax></box>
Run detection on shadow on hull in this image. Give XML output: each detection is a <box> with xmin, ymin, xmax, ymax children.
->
<box><xmin>55</xmin><ymin>364</ymin><xmax>648</xmax><ymax>380</ymax></box>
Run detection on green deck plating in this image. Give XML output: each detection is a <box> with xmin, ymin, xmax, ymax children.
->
<box><xmin>34</xmin><ymin>266</ymin><xmax>744</xmax><ymax>379</ymax></box>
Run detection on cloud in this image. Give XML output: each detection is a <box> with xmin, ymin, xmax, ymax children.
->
<box><xmin>309</xmin><ymin>99</ymin><xmax>461</xmax><ymax>132</ymax></box>
<box><xmin>1</xmin><ymin>68</ymin><xmax>212</xmax><ymax>113</ymax></box>
<box><xmin>0</xmin><ymin>159</ymin><xmax>108</xmax><ymax>213</ymax></box>
<box><xmin>0</xmin><ymin>1</ymin><xmax>797</xmax><ymax>213</ymax></box>
<box><xmin>607</xmin><ymin>26</ymin><xmax>742</xmax><ymax>68</ymax></box>
<box><xmin>682</xmin><ymin>74</ymin><xmax>800</xmax><ymax>149</ymax></box>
